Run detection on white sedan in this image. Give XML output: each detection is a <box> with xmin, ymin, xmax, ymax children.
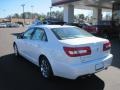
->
<box><xmin>13</xmin><ymin>25</ymin><xmax>113</xmax><ymax>79</ymax></box>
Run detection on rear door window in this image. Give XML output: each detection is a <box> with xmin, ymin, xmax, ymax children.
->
<box><xmin>32</xmin><ymin>28</ymin><xmax>47</xmax><ymax>41</ymax></box>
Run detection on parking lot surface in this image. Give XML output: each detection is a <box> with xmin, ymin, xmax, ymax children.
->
<box><xmin>0</xmin><ymin>27</ymin><xmax>120</xmax><ymax>90</ymax></box>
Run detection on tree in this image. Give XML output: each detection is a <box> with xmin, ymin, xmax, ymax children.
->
<box><xmin>38</xmin><ymin>14</ymin><xmax>46</xmax><ymax>21</ymax></box>
<box><xmin>6</xmin><ymin>11</ymin><xmax>63</xmax><ymax>21</ymax></box>
<box><xmin>12</xmin><ymin>13</ymin><xmax>20</xmax><ymax>18</ymax></box>
<box><xmin>78</xmin><ymin>14</ymin><xmax>85</xmax><ymax>20</ymax></box>
<box><xmin>47</xmin><ymin>11</ymin><xmax>63</xmax><ymax>20</ymax></box>
<box><xmin>21</xmin><ymin>12</ymin><xmax>32</xmax><ymax>19</ymax></box>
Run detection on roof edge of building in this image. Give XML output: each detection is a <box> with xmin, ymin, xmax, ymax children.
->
<box><xmin>52</xmin><ymin>0</ymin><xmax>80</xmax><ymax>6</ymax></box>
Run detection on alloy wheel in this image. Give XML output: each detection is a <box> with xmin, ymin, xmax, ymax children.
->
<box><xmin>40</xmin><ymin>59</ymin><xmax>50</xmax><ymax>78</ymax></box>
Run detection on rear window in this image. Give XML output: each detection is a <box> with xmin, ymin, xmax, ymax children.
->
<box><xmin>51</xmin><ymin>27</ymin><xmax>93</xmax><ymax>40</ymax></box>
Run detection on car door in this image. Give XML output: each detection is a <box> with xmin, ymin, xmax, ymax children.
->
<box><xmin>21</xmin><ymin>28</ymin><xmax>35</xmax><ymax>58</ymax></box>
<box><xmin>27</xmin><ymin>27</ymin><xmax>48</xmax><ymax>65</ymax></box>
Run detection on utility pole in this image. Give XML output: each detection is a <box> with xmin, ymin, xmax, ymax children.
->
<box><xmin>31</xmin><ymin>5</ymin><xmax>34</xmax><ymax>19</ymax></box>
<box><xmin>21</xmin><ymin>4</ymin><xmax>25</xmax><ymax>25</ymax></box>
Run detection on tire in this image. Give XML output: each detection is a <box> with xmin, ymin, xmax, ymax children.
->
<box><xmin>39</xmin><ymin>57</ymin><xmax>53</xmax><ymax>79</ymax></box>
<box><xmin>13</xmin><ymin>44</ymin><xmax>19</xmax><ymax>57</ymax></box>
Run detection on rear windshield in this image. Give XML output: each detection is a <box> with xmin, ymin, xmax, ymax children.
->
<box><xmin>51</xmin><ymin>27</ymin><xmax>93</xmax><ymax>40</ymax></box>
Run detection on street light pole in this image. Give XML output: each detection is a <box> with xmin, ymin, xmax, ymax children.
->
<box><xmin>21</xmin><ymin>4</ymin><xmax>25</xmax><ymax>25</ymax></box>
<box><xmin>50</xmin><ymin>7</ymin><xmax>52</xmax><ymax>20</ymax></box>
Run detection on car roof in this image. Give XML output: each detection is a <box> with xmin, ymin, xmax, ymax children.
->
<box><xmin>31</xmin><ymin>25</ymin><xmax>75</xmax><ymax>29</ymax></box>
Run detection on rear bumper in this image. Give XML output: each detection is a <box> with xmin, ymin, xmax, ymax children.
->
<box><xmin>54</xmin><ymin>54</ymin><xmax>113</xmax><ymax>79</ymax></box>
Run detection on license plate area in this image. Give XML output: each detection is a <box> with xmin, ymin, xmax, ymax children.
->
<box><xmin>95</xmin><ymin>63</ymin><xmax>104</xmax><ymax>71</ymax></box>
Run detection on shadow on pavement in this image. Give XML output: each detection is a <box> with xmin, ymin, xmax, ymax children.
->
<box><xmin>0</xmin><ymin>54</ymin><xmax>105</xmax><ymax>90</ymax></box>
<box><xmin>111</xmin><ymin>39</ymin><xmax>120</xmax><ymax>68</ymax></box>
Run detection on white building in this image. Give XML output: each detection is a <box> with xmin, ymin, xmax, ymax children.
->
<box><xmin>51</xmin><ymin>0</ymin><xmax>120</xmax><ymax>25</ymax></box>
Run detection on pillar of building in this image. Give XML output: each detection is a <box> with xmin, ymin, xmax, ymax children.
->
<box><xmin>93</xmin><ymin>7</ymin><xmax>102</xmax><ymax>25</ymax></box>
<box><xmin>112</xmin><ymin>2</ymin><xmax>120</xmax><ymax>22</ymax></box>
<box><xmin>64</xmin><ymin>4</ymin><xmax>74</xmax><ymax>23</ymax></box>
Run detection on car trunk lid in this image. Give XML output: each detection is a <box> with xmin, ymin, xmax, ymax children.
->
<box><xmin>59</xmin><ymin>36</ymin><xmax>110</xmax><ymax>62</ymax></box>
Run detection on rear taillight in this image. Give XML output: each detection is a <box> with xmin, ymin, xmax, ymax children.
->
<box><xmin>103</xmin><ymin>41</ymin><xmax>111</xmax><ymax>51</ymax></box>
<box><xmin>63</xmin><ymin>47</ymin><xmax>91</xmax><ymax>57</ymax></box>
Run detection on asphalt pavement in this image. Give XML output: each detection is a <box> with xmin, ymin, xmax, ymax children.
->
<box><xmin>0</xmin><ymin>27</ymin><xmax>120</xmax><ymax>90</ymax></box>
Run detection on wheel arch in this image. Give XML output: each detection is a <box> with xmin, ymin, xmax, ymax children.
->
<box><xmin>38</xmin><ymin>54</ymin><xmax>54</xmax><ymax>75</ymax></box>
<box><xmin>39</xmin><ymin>54</ymin><xmax>50</xmax><ymax>65</ymax></box>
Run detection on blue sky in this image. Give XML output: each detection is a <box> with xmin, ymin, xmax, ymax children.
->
<box><xmin>0</xmin><ymin>0</ymin><xmax>93</xmax><ymax>18</ymax></box>
<box><xmin>0</xmin><ymin>0</ymin><xmax>111</xmax><ymax>18</ymax></box>
<box><xmin>0</xmin><ymin>0</ymin><xmax>62</xmax><ymax>18</ymax></box>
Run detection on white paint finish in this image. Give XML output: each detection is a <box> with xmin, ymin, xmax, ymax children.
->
<box><xmin>14</xmin><ymin>25</ymin><xmax>113</xmax><ymax>79</ymax></box>
<box><xmin>59</xmin><ymin>36</ymin><xmax>108</xmax><ymax>45</ymax></box>
<box><xmin>59</xmin><ymin>36</ymin><xmax>111</xmax><ymax>63</ymax></box>
<box><xmin>54</xmin><ymin>54</ymin><xmax>113</xmax><ymax>79</ymax></box>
